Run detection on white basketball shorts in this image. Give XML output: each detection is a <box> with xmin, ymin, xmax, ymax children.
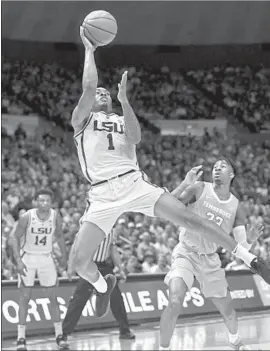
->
<box><xmin>18</xmin><ymin>252</ymin><xmax>58</xmax><ymax>288</ymax></box>
<box><xmin>80</xmin><ymin>170</ymin><xmax>165</xmax><ymax>235</ymax></box>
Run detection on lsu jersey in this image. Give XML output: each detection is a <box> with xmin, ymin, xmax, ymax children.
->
<box><xmin>74</xmin><ymin>111</ymin><xmax>139</xmax><ymax>184</ymax></box>
<box><xmin>178</xmin><ymin>182</ymin><xmax>239</xmax><ymax>254</ymax></box>
<box><xmin>21</xmin><ymin>209</ymin><xmax>56</xmax><ymax>254</ymax></box>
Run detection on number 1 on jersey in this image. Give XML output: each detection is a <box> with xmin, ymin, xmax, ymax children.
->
<box><xmin>107</xmin><ymin>133</ymin><xmax>115</xmax><ymax>150</ymax></box>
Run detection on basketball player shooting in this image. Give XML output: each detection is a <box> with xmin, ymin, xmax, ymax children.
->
<box><xmin>11</xmin><ymin>190</ymin><xmax>68</xmax><ymax>351</ymax></box>
<box><xmin>71</xmin><ymin>27</ymin><xmax>270</xmax><ymax>319</ymax></box>
<box><xmin>159</xmin><ymin>158</ymin><xmax>265</xmax><ymax>350</ymax></box>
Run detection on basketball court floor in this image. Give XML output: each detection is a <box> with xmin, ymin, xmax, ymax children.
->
<box><xmin>2</xmin><ymin>311</ymin><xmax>270</xmax><ymax>350</ymax></box>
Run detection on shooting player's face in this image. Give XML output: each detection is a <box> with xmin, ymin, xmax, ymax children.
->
<box><xmin>93</xmin><ymin>88</ymin><xmax>112</xmax><ymax>111</ymax></box>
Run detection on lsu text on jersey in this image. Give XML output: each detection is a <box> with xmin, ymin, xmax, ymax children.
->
<box><xmin>74</xmin><ymin>111</ymin><xmax>165</xmax><ymax>236</ymax></box>
<box><xmin>19</xmin><ymin>209</ymin><xmax>58</xmax><ymax>287</ymax></box>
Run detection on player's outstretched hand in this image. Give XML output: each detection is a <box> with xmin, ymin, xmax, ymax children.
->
<box><xmin>117</xmin><ymin>71</ymin><xmax>128</xmax><ymax>104</ymax></box>
<box><xmin>247</xmin><ymin>223</ymin><xmax>264</xmax><ymax>244</ymax></box>
<box><xmin>16</xmin><ymin>260</ymin><xmax>27</xmax><ymax>277</ymax></box>
<box><xmin>80</xmin><ymin>26</ymin><xmax>96</xmax><ymax>51</ymax></box>
<box><xmin>184</xmin><ymin>165</ymin><xmax>203</xmax><ymax>185</ymax></box>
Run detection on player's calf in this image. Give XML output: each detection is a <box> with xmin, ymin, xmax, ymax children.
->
<box><xmin>160</xmin><ymin>277</ymin><xmax>188</xmax><ymax>349</ymax></box>
<box><xmin>17</xmin><ymin>288</ymin><xmax>31</xmax><ymax>351</ymax></box>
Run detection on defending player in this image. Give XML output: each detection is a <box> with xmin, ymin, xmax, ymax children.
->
<box><xmin>159</xmin><ymin>158</ymin><xmax>264</xmax><ymax>350</ymax></box>
<box><xmin>71</xmin><ymin>27</ymin><xmax>270</xmax><ymax>319</ymax></box>
<box><xmin>11</xmin><ymin>190</ymin><xmax>68</xmax><ymax>351</ymax></box>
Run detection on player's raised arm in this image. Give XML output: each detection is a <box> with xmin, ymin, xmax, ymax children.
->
<box><xmin>232</xmin><ymin>203</ymin><xmax>263</xmax><ymax>250</ymax></box>
<box><xmin>54</xmin><ymin>212</ymin><xmax>68</xmax><ymax>270</ymax></box>
<box><xmin>117</xmin><ymin>71</ymin><xmax>141</xmax><ymax>144</ymax></box>
<box><xmin>11</xmin><ymin>214</ymin><xmax>29</xmax><ymax>276</ymax></box>
<box><xmin>71</xmin><ymin>27</ymin><xmax>98</xmax><ymax>133</ymax></box>
<box><xmin>171</xmin><ymin>165</ymin><xmax>204</xmax><ymax>204</ymax></box>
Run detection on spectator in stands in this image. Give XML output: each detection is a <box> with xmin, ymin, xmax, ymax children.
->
<box><xmin>142</xmin><ymin>251</ymin><xmax>157</xmax><ymax>273</ymax></box>
<box><xmin>126</xmin><ymin>255</ymin><xmax>142</xmax><ymax>274</ymax></box>
<box><xmin>150</xmin><ymin>254</ymin><xmax>170</xmax><ymax>274</ymax></box>
<box><xmin>153</xmin><ymin>233</ymin><xmax>170</xmax><ymax>256</ymax></box>
<box><xmin>137</xmin><ymin>232</ymin><xmax>157</xmax><ymax>262</ymax></box>
<box><xmin>2</xmin><ymin>202</ymin><xmax>15</xmax><ymax>228</ymax></box>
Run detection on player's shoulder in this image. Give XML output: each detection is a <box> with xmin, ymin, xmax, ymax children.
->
<box><xmin>109</xmin><ymin>112</ymin><xmax>123</xmax><ymax>120</ymax></box>
<box><xmin>24</xmin><ymin>209</ymin><xmax>33</xmax><ymax>217</ymax></box>
<box><xmin>192</xmin><ymin>181</ymin><xmax>205</xmax><ymax>199</ymax></box>
<box><xmin>230</xmin><ymin>191</ymin><xmax>239</xmax><ymax>202</ymax></box>
<box><xmin>18</xmin><ymin>210</ymin><xmax>32</xmax><ymax>225</ymax></box>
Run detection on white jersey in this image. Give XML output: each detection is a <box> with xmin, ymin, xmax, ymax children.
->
<box><xmin>74</xmin><ymin>111</ymin><xmax>139</xmax><ymax>184</ymax></box>
<box><xmin>21</xmin><ymin>209</ymin><xmax>56</xmax><ymax>255</ymax></box>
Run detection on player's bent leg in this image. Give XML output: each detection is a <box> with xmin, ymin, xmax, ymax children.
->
<box><xmin>73</xmin><ymin>221</ymin><xmax>106</xmax><ymax>289</ymax></box>
<box><xmin>211</xmin><ymin>290</ymin><xmax>238</xmax><ymax>335</ymax></box>
<box><xmin>18</xmin><ymin>285</ymin><xmax>32</xmax><ymax>326</ymax></box>
<box><xmin>73</xmin><ymin>221</ymin><xmax>116</xmax><ymax>318</ymax></box>
<box><xmin>17</xmin><ymin>285</ymin><xmax>32</xmax><ymax>351</ymax></box>
<box><xmin>211</xmin><ymin>291</ymin><xmax>250</xmax><ymax>350</ymax></box>
<box><xmin>159</xmin><ymin>276</ymin><xmax>190</xmax><ymax>349</ymax></box>
<box><xmin>154</xmin><ymin>193</ymin><xmax>270</xmax><ymax>283</ymax></box>
<box><xmin>154</xmin><ymin>192</ymin><xmax>239</xmax><ymax>252</ymax></box>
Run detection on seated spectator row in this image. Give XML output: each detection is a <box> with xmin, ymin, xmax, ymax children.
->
<box><xmin>2</xmin><ymin>58</ymin><xmax>269</xmax><ymax>133</ymax></box>
<box><xmin>187</xmin><ymin>65</ymin><xmax>270</xmax><ymax>132</ymax></box>
<box><xmin>1</xmin><ymin>58</ymin><xmax>225</xmax><ymax>126</ymax></box>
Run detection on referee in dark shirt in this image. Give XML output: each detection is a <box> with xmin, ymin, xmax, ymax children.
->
<box><xmin>61</xmin><ymin>230</ymin><xmax>135</xmax><ymax>343</ymax></box>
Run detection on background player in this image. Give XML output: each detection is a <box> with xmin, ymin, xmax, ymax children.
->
<box><xmin>11</xmin><ymin>189</ymin><xmax>68</xmax><ymax>351</ymax></box>
<box><xmin>71</xmin><ymin>27</ymin><xmax>270</xmax><ymax>319</ymax></box>
<box><xmin>159</xmin><ymin>158</ymin><xmax>265</xmax><ymax>350</ymax></box>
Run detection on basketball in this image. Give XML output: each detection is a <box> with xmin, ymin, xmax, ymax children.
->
<box><xmin>82</xmin><ymin>10</ymin><xmax>117</xmax><ymax>46</ymax></box>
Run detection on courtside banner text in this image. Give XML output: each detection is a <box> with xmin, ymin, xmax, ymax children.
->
<box><xmin>1</xmin><ymin>272</ymin><xmax>268</xmax><ymax>338</ymax></box>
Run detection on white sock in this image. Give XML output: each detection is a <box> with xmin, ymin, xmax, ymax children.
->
<box><xmin>232</xmin><ymin>244</ymin><xmax>256</xmax><ymax>267</ymax></box>
<box><xmin>18</xmin><ymin>325</ymin><xmax>26</xmax><ymax>339</ymax></box>
<box><xmin>91</xmin><ymin>271</ymin><xmax>107</xmax><ymax>293</ymax></box>
<box><xmin>229</xmin><ymin>331</ymin><xmax>239</xmax><ymax>344</ymax></box>
<box><xmin>54</xmin><ymin>322</ymin><xmax>63</xmax><ymax>338</ymax></box>
<box><xmin>159</xmin><ymin>346</ymin><xmax>170</xmax><ymax>350</ymax></box>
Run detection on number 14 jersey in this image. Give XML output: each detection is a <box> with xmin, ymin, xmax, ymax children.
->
<box><xmin>21</xmin><ymin>209</ymin><xmax>56</xmax><ymax>255</ymax></box>
<box><xmin>179</xmin><ymin>182</ymin><xmax>239</xmax><ymax>254</ymax></box>
<box><xmin>74</xmin><ymin>111</ymin><xmax>139</xmax><ymax>184</ymax></box>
